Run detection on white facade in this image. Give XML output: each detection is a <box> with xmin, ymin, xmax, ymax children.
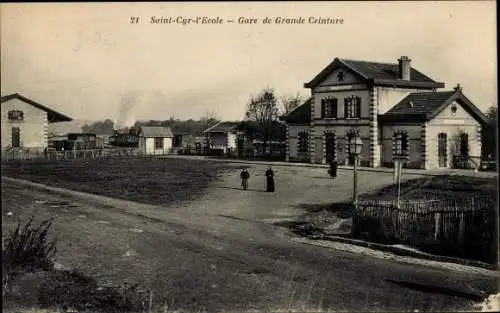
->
<box><xmin>207</xmin><ymin>132</ymin><xmax>237</xmax><ymax>152</ymax></box>
<box><xmin>2</xmin><ymin>98</ymin><xmax>48</xmax><ymax>150</ymax></box>
<box><xmin>425</xmin><ymin>101</ymin><xmax>482</xmax><ymax>169</ymax></box>
<box><xmin>139</xmin><ymin>137</ymin><xmax>172</xmax><ymax>155</ymax></box>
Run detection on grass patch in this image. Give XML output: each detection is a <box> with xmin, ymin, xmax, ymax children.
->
<box><xmin>1</xmin><ymin>158</ymin><xmax>243</xmax><ymax>206</ymax></box>
<box><xmin>365</xmin><ymin>174</ymin><xmax>497</xmax><ymax>200</ymax></box>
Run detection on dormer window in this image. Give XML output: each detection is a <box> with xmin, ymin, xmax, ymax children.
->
<box><xmin>8</xmin><ymin>110</ymin><xmax>24</xmax><ymax>121</ymax></box>
<box><xmin>337</xmin><ymin>71</ymin><xmax>344</xmax><ymax>81</ymax></box>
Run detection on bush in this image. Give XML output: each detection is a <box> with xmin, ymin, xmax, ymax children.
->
<box><xmin>2</xmin><ymin>217</ymin><xmax>57</xmax><ymax>291</ymax></box>
<box><xmin>2</xmin><ymin>217</ymin><xmax>152</xmax><ymax>312</ymax></box>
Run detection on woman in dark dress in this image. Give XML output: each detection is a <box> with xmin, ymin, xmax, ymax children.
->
<box><xmin>240</xmin><ymin>169</ymin><xmax>250</xmax><ymax>190</ymax></box>
<box><xmin>265</xmin><ymin>167</ymin><xmax>275</xmax><ymax>192</ymax></box>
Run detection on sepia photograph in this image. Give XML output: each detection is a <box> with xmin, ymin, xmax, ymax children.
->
<box><xmin>1</xmin><ymin>1</ymin><xmax>498</xmax><ymax>312</ymax></box>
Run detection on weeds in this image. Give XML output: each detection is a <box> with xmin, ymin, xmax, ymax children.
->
<box><xmin>2</xmin><ymin>217</ymin><xmax>153</xmax><ymax>312</ymax></box>
<box><xmin>2</xmin><ymin>217</ymin><xmax>57</xmax><ymax>296</ymax></box>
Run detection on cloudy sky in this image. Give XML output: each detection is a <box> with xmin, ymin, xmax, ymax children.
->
<box><xmin>1</xmin><ymin>2</ymin><xmax>497</xmax><ymax>126</ymax></box>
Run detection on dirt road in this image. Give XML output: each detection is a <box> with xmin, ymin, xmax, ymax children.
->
<box><xmin>2</xmin><ymin>177</ymin><xmax>497</xmax><ymax>312</ymax></box>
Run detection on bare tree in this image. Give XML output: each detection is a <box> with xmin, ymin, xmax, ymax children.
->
<box><xmin>200</xmin><ymin>109</ymin><xmax>220</xmax><ymax>154</ymax></box>
<box><xmin>200</xmin><ymin>109</ymin><xmax>220</xmax><ymax>131</ymax></box>
<box><xmin>245</xmin><ymin>87</ymin><xmax>279</xmax><ymax>158</ymax></box>
<box><xmin>280</xmin><ymin>92</ymin><xmax>304</xmax><ymax>115</ymax></box>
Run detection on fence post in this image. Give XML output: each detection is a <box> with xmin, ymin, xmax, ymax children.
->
<box><xmin>434</xmin><ymin>212</ymin><xmax>441</xmax><ymax>240</ymax></box>
<box><xmin>457</xmin><ymin>211</ymin><xmax>465</xmax><ymax>244</ymax></box>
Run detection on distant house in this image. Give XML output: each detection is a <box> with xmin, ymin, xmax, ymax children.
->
<box><xmin>1</xmin><ymin>93</ymin><xmax>72</xmax><ymax>152</ymax></box>
<box><xmin>172</xmin><ymin>132</ymin><xmax>189</xmax><ymax>149</ymax></box>
<box><xmin>280</xmin><ymin>56</ymin><xmax>488</xmax><ymax>169</ymax></box>
<box><xmin>203</xmin><ymin>121</ymin><xmax>240</xmax><ymax>156</ymax></box>
<box><xmin>137</xmin><ymin>126</ymin><xmax>174</xmax><ymax>155</ymax></box>
<box><xmin>48</xmin><ymin>134</ymin><xmax>68</xmax><ymax>151</ymax></box>
<box><xmin>236</xmin><ymin>120</ymin><xmax>287</xmax><ymax>160</ymax></box>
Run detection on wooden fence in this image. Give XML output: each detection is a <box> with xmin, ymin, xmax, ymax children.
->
<box><xmin>1</xmin><ymin>148</ymin><xmax>143</xmax><ymax>162</ymax></box>
<box><xmin>352</xmin><ymin>196</ymin><xmax>498</xmax><ymax>264</ymax></box>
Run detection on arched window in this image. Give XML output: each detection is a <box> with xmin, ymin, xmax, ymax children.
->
<box><xmin>459</xmin><ymin>132</ymin><xmax>469</xmax><ymax>156</ymax></box>
<box><xmin>11</xmin><ymin>127</ymin><xmax>20</xmax><ymax>147</ymax></box>
<box><xmin>438</xmin><ymin>133</ymin><xmax>448</xmax><ymax>168</ymax></box>
<box><xmin>393</xmin><ymin>130</ymin><xmax>409</xmax><ymax>159</ymax></box>
<box><xmin>297</xmin><ymin>131</ymin><xmax>308</xmax><ymax>153</ymax></box>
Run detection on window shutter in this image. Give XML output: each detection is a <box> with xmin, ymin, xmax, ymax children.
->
<box><xmin>344</xmin><ymin>98</ymin><xmax>349</xmax><ymax>118</ymax></box>
<box><xmin>321</xmin><ymin>100</ymin><xmax>326</xmax><ymax>118</ymax></box>
<box><xmin>356</xmin><ymin>97</ymin><xmax>361</xmax><ymax>118</ymax></box>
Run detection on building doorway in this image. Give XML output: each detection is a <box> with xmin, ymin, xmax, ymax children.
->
<box><xmin>438</xmin><ymin>133</ymin><xmax>448</xmax><ymax>168</ymax></box>
<box><xmin>237</xmin><ymin>138</ymin><xmax>244</xmax><ymax>158</ymax></box>
<box><xmin>459</xmin><ymin>133</ymin><xmax>469</xmax><ymax>156</ymax></box>
<box><xmin>11</xmin><ymin>127</ymin><xmax>20</xmax><ymax>148</ymax></box>
<box><xmin>325</xmin><ymin>132</ymin><xmax>337</xmax><ymax>163</ymax></box>
<box><xmin>346</xmin><ymin>131</ymin><xmax>357</xmax><ymax>166</ymax></box>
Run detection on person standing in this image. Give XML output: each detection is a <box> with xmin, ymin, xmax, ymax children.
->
<box><xmin>240</xmin><ymin>169</ymin><xmax>250</xmax><ymax>190</ymax></box>
<box><xmin>265</xmin><ymin>167</ymin><xmax>275</xmax><ymax>192</ymax></box>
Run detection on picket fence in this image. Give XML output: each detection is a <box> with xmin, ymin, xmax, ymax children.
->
<box><xmin>1</xmin><ymin>148</ymin><xmax>142</xmax><ymax>161</ymax></box>
<box><xmin>352</xmin><ymin>196</ymin><xmax>498</xmax><ymax>264</ymax></box>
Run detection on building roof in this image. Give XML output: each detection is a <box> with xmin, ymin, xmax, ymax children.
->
<box><xmin>381</xmin><ymin>86</ymin><xmax>488</xmax><ymax>125</ymax></box>
<box><xmin>203</xmin><ymin>121</ymin><xmax>240</xmax><ymax>133</ymax></box>
<box><xmin>1</xmin><ymin>93</ymin><xmax>73</xmax><ymax>123</ymax></box>
<box><xmin>279</xmin><ymin>98</ymin><xmax>312</xmax><ymax>124</ymax></box>
<box><xmin>304</xmin><ymin>57</ymin><xmax>444</xmax><ymax>89</ymax></box>
<box><xmin>138</xmin><ymin>126</ymin><xmax>174</xmax><ymax>137</ymax></box>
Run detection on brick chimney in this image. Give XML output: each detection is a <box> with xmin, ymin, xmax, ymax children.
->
<box><xmin>398</xmin><ymin>56</ymin><xmax>412</xmax><ymax>80</ymax></box>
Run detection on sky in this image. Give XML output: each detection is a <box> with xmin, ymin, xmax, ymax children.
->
<box><xmin>1</xmin><ymin>1</ymin><xmax>497</xmax><ymax>127</ymax></box>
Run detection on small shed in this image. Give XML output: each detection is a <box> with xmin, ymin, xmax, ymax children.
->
<box><xmin>138</xmin><ymin>126</ymin><xmax>174</xmax><ymax>155</ymax></box>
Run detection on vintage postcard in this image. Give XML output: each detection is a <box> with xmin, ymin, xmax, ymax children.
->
<box><xmin>1</xmin><ymin>1</ymin><xmax>498</xmax><ymax>312</ymax></box>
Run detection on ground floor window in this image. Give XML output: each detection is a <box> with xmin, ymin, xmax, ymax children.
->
<box><xmin>459</xmin><ymin>132</ymin><xmax>469</xmax><ymax>156</ymax></box>
<box><xmin>393</xmin><ymin>130</ymin><xmax>409</xmax><ymax>158</ymax></box>
<box><xmin>155</xmin><ymin>137</ymin><xmax>163</xmax><ymax>149</ymax></box>
<box><xmin>297</xmin><ymin>131</ymin><xmax>308</xmax><ymax>153</ymax></box>
<box><xmin>325</xmin><ymin>132</ymin><xmax>337</xmax><ymax>163</ymax></box>
<box><xmin>11</xmin><ymin>127</ymin><xmax>20</xmax><ymax>147</ymax></box>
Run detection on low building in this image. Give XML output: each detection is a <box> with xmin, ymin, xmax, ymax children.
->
<box><xmin>203</xmin><ymin>121</ymin><xmax>240</xmax><ymax>156</ymax></box>
<box><xmin>1</xmin><ymin>93</ymin><xmax>72</xmax><ymax>152</ymax></box>
<box><xmin>137</xmin><ymin>126</ymin><xmax>173</xmax><ymax>155</ymax></box>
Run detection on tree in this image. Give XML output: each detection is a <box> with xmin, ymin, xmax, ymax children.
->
<box><xmin>482</xmin><ymin>105</ymin><xmax>498</xmax><ymax>159</ymax></box>
<box><xmin>200</xmin><ymin>110</ymin><xmax>220</xmax><ymax>132</ymax></box>
<box><xmin>245</xmin><ymin>87</ymin><xmax>280</xmax><ymax>158</ymax></box>
<box><xmin>81</xmin><ymin>119</ymin><xmax>115</xmax><ymax>134</ymax></box>
<box><xmin>280</xmin><ymin>92</ymin><xmax>304</xmax><ymax>115</ymax></box>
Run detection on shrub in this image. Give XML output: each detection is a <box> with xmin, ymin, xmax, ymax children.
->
<box><xmin>2</xmin><ymin>217</ymin><xmax>57</xmax><ymax>291</ymax></box>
